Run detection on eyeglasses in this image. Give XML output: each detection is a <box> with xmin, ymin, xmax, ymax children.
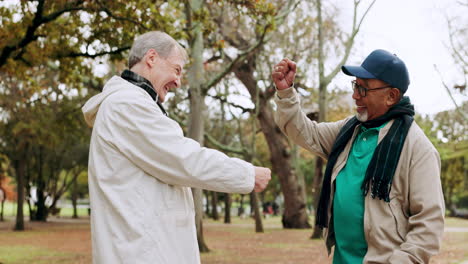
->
<box><xmin>351</xmin><ymin>80</ymin><xmax>392</xmax><ymax>97</ymax></box>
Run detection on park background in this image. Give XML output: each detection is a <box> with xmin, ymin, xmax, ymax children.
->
<box><xmin>0</xmin><ymin>0</ymin><xmax>467</xmax><ymax>263</ymax></box>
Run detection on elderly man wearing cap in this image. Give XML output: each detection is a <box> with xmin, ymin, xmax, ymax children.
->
<box><xmin>272</xmin><ymin>50</ymin><xmax>444</xmax><ymax>264</ymax></box>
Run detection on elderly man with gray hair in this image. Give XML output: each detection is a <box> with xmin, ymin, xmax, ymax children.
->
<box><xmin>82</xmin><ymin>31</ymin><xmax>271</xmax><ymax>264</ymax></box>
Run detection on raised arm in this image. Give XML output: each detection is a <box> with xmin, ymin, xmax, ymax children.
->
<box><xmin>272</xmin><ymin>58</ymin><xmax>349</xmax><ymax>159</ymax></box>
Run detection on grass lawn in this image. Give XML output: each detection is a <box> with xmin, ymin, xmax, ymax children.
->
<box><xmin>0</xmin><ymin>219</ymin><xmax>91</xmax><ymax>264</ymax></box>
<box><xmin>200</xmin><ymin>216</ymin><xmax>468</xmax><ymax>264</ymax></box>
<box><xmin>446</xmin><ymin>217</ymin><xmax>468</xmax><ymax>228</ymax></box>
<box><xmin>1</xmin><ymin>201</ymin><xmax>89</xmax><ymax>218</ymax></box>
<box><xmin>0</xmin><ymin>214</ymin><xmax>467</xmax><ymax>264</ymax></box>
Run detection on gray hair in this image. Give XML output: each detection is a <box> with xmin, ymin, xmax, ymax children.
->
<box><xmin>128</xmin><ymin>31</ymin><xmax>187</xmax><ymax>69</ymax></box>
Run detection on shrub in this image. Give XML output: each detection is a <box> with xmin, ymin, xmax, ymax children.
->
<box><xmin>456</xmin><ymin>192</ymin><xmax>468</xmax><ymax>209</ymax></box>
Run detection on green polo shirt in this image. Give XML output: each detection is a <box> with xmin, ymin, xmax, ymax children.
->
<box><xmin>332</xmin><ymin>122</ymin><xmax>387</xmax><ymax>264</ymax></box>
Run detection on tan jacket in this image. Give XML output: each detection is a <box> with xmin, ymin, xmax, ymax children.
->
<box><xmin>274</xmin><ymin>88</ymin><xmax>445</xmax><ymax>264</ymax></box>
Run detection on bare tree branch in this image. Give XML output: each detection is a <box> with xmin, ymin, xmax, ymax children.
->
<box><xmin>323</xmin><ymin>0</ymin><xmax>377</xmax><ymax>84</ymax></box>
<box><xmin>447</xmin><ymin>17</ymin><xmax>468</xmax><ymax>68</ymax></box>
<box><xmin>56</xmin><ymin>46</ymin><xmax>131</xmax><ymax>59</ymax></box>
<box><xmin>434</xmin><ymin>64</ymin><xmax>468</xmax><ymax>121</ymax></box>
<box><xmin>204</xmin><ymin>133</ymin><xmax>248</xmax><ymax>155</ymax></box>
<box><xmin>203</xmin><ymin>25</ymin><xmax>271</xmax><ymax>93</ymax></box>
<box><xmin>205</xmin><ymin>0</ymin><xmax>300</xmax><ymax>93</ymax></box>
<box><xmin>41</xmin><ymin>1</ymin><xmax>85</xmax><ymax>24</ymax></box>
<box><xmin>95</xmin><ymin>0</ymin><xmax>149</xmax><ymax>30</ymax></box>
<box><xmin>207</xmin><ymin>94</ymin><xmax>254</xmax><ymax>114</ymax></box>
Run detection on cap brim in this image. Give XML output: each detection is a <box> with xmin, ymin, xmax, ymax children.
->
<box><xmin>341</xmin><ymin>65</ymin><xmax>376</xmax><ymax>79</ymax></box>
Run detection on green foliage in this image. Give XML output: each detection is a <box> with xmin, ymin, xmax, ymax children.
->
<box><xmin>65</xmin><ymin>170</ymin><xmax>89</xmax><ymax>200</ymax></box>
<box><xmin>434</xmin><ymin>102</ymin><xmax>468</xmax><ymax>143</ymax></box>
<box><xmin>441</xmin><ymin>157</ymin><xmax>465</xmax><ymax>209</ymax></box>
<box><xmin>436</xmin><ymin>106</ymin><xmax>467</xmax><ymax>210</ymax></box>
<box><xmin>416</xmin><ymin>102</ymin><xmax>468</xmax><ymax>211</ymax></box>
<box><xmin>298</xmin><ymin>150</ymin><xmax>316</xmax><ymax>204</ymax></box>
<box><xmin>0</xmin><ymin>0</ymin><xmax>193</xmax><ymax>222</ymax></box>
<box><xmin>456</xmin><ymin>192</ymin><xmax>468</xmax><ymax>209</ymax></box>
<box><xmin>0</xmin><ymin>0</ymin><xmax>286</xmax><ymax>226</ymax></box>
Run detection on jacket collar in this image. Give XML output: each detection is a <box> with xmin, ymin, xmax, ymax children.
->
<box><xmin>121</xmin><ymin>70</ymin><xmax>168</xmax><ymax>116</ymax></box>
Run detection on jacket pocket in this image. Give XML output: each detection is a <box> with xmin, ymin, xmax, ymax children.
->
<box><xmin>162</xmin><ymin>183</ymin><xmax>176</xmax><ymax>208</ymax></box>
<box><xmin>388</xmin><ymin>199</ymin><xmax>408</xmax><ymax>241</ymax></box>
<box><xmin>163</xmin><ymin>183</ymin><xmax>189</xmax><ymax>209</ymax></box>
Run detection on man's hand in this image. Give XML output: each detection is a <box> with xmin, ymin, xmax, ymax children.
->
<box><xmin>272</xmin><ymin>58</ymin><xmax>297</xmax><ymax>90</ymax></box>
<box><xmin>253</xmin><ymin>166</ymin><xmax>271</xmax><ymax>192</ymax></box>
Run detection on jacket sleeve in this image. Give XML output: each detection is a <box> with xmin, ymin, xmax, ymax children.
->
<box><xmin>273</xmin><ymin>87</ymin><xmax>348</xmax><ymax>160</ymax></box>
<box><xmin>101</xmin><ymin>92</ymin><xmax>255</xmax><ymax>194</ymax></box>
<box><xmin>389</xmin><ymin>144</ymin><xmax>445</xmax><ymax>263</ymax></box>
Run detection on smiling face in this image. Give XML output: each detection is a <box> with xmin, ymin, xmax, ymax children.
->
<box><xmin>135</xmin><ymin>47</ymin><xmax>185</xmax><ymax>103</ymax></box>
<box><xmin>148</xmin><ymin>48</ymin><xmax>185</xmax><ymax>102</ymax></box>
<box><xmin>352</xmin><ymin>78</ymin><xmax>399</xmax><ymax>122</ymax></box>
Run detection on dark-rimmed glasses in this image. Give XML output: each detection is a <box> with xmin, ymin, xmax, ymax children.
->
<box><xmin>351</xmin><ymin>80</ymin><xmax>392</xmax><ymax>97</ymax></box>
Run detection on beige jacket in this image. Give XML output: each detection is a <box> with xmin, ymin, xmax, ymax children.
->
<box><xmin>274</xmin><ymin>87</ymin><xmax>445</xmax><ymax>264</ymax></box>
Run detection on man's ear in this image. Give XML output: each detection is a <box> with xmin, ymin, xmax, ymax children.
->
<box><xmin>387</xmin><ymin>88</ymin><xmax>401</xmax><ymax>106</ymax></box>
<box><xmin>144</xmin><ymin>49</ymin><xmax>159</xmax><ymax>68</ymax></box>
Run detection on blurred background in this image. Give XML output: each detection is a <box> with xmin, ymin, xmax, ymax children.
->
<box><xmin>0</xmin><ymin>0</ymin><xmax>466</xmax><ymax>263</ymax></box>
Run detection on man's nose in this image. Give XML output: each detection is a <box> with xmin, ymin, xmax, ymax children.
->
<box><xmin>175</xmin><ymin>76</ymin><xmax>181</xmax><ymax>88</ymax></box>
<box><xmin>352</xmin><ymin>88</ymin><xmax>361</xmax><ymax>100</ymax></box>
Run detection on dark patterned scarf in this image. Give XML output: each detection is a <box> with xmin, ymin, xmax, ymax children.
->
<box><xmin>315</xmin><ymin>96</ymin><xmax>415</xmax><ymax>228</ymax></box>
<box><xmin>121</xmin><ymin>69</ymin><xmax>168</xmax><ymax>116</ymax></box>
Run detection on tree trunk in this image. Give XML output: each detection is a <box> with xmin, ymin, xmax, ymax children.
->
<box><xmin>292</xmin><ymin>144</ymin><xmax>307</xmax><ymax>205</ymax></box>
<box><xmin>234</xmin><ymin>58</ymin><xmax>310</xmax><ymax>229</ymax></box>
<box><xmin>0</xmin><ymin>199</ymin><xmax>4</xmax><ymax>221</ymax></box>
<box><xmin>189</xmin><ymin>92</ymin><xmax>209</xmax><ymax>253</ymax></box>
<box><xmin>250</xmin><ymin>192</ymin><xmax>264</xmax><ymax>232</ymax></box>
<box><xmin>311</xmin><ymin>157</ymin><xmax>324</xmax><ymax>238</ymax></box>
<box><xmin>25</xmin><ymin>163</ymin><xmax>33</xmax><ymax>221</ymax></box>
<box><xmin>259</xmin><ymin>106</ymin><xmax>309</xmax><ymax>229</ymax></box>
<box><xmin>186</xmin><ymin>0</ymin><xmax>209</xmax><ymax>252</ymax></box>
<box><xmin>34</xmin><ymin>185</ymin><xmax>48</xmax><ymax>221</ymax></box>
<box><xmin>34</xmin><ymin>147</ymin><xmax>48</xmax><ymax>221</ymax></box>
<box><xmin>192</xmin><ymin>189</ymin><xmax>209</xmax><ymax>252</ymax></box>
<box><xmin>224</xmin><ymin>193</ymin><xmax>231</xmax><ymax>223</ymax></box>
<box><xmin>34</xmin><ymin>168</ymin><xmax>48</xmax><ymax>221</ymax></box>
<box><xmin>72</xmin><ymin>178</ymin><xmax>78</xmax><ymax>219</ymax></box>
<box><xmin>14</xmin><ymin>157</ymin><xmax>26</xmax><ymax>231</ymax></box>
<box><xmin>204</xmin><ymin>190</ymin><xmax>210</xmax><ymax>216</ymax></box>
<box><xmin>27</xmin><ymin>188</ymin><xmax>33</xmax><ymax>221</ymax></box>
<box><xmin>238</xmin><ymin>194</ymin><xmax>245</xmax><ymax>217</ymax></box>
<box><xmin>211</xmin><ymin>191</ymin><xmax>219</xmax><ymax>220</ymax></box>
<box><xmin>308</xmin><ymin>0</ymin><xmax>375</xmax><ymax>238</ymax></box>
<box><xmin>311</xmin><ymin>0</ymin><xmax>328</xmax><ymax>238</ymax></box>
<box><xmin>0</xmin><ymin>188</ymin><xmax>4</xmax><ymax>221</ymax></box>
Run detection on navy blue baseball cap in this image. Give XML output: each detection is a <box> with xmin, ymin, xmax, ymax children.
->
<box><xmin>342</xmin><ymin>49</ymin><xmax>410</xmax><ymax>94</ymax></box>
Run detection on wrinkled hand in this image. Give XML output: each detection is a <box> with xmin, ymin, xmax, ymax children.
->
<box><xmin>253</xmin><ymin>166</ymin><xmax>271</xmax><ymax>192</ymax></box>
<box><xmin>271</xmin><ymin>58</ymin><xmax>297</xmax><ymax>90</ymax></box>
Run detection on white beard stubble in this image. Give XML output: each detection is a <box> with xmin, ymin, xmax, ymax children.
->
<box><xmin>356</xmin><ymin>110</ymin><xmax>368</xmax><ymax>122</ymax></box>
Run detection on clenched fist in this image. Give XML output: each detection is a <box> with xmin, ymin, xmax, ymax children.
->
<box><xmin>253</xmin><ymin>166</ymin><xmax>271</xmax><ymax>192</ymax></box>
<box><xmin>271</xmin><ymin>58</ymin><xmax>297</xmax><ymax>90</ymax></box>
